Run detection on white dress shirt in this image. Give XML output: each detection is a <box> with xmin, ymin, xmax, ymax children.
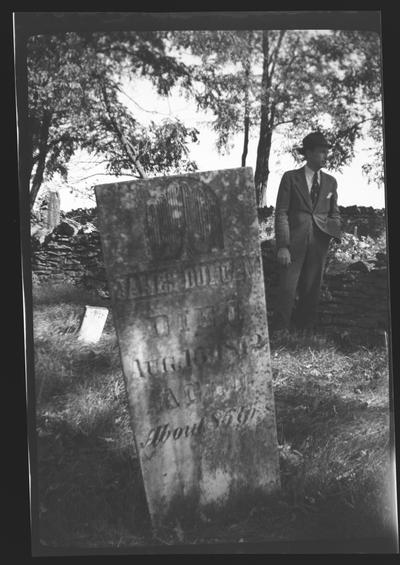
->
<box><xmin>304</xmin><ymin>165</ymin><xmax>321</xmax><ymax>192</ymax></box>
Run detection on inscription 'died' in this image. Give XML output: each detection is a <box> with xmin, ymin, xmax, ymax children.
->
<box><xmin>148</xmin><ymin>300</ymin><xmax>241</xmax><ymax>337</ymax></box>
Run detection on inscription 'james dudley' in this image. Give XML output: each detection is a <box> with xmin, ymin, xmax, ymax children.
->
<box><xmin>111</xmin><ymin>254</ymin><xmax>259</xmax><ymax>301</ymax></box>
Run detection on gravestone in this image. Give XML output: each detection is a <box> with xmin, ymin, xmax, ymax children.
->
<box><xmin>78</xmin><ymin>305</ymin><xmax>109</xmax><ymax>343</ymax></box>
<box><xmin>47</xmin><ymin>189</ymin><xmax>61</xmax><ymax>230</ymax></box>
<box><xmin>95</xmin><ymin>168</ymin><xmax>280</xmax><ymax>530</ymax></box>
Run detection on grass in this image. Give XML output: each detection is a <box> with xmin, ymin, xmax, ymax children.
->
<box><xmin>31</xmin><ymin>283</ymin><xmax>396</xmax><ymax>551</ymax></box>
<box><xmin>32</xmin><ymin>281</ymin><xmax>107</xmax><ymax>306</ymax></box>
<box><xmin>269</xmin><ymin>331</ymin><xmax>393</xmax><ymax>540</ymax></box>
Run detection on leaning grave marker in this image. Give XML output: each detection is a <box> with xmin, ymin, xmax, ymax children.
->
<box><xmin>78</xmin><ymin>305</ymin><xmax>109</xmax><ymax>344</ymax></box>
<box><xmin>95</xmin><ymin>167</ymin><xmax>280</xmax><ymax>530</ymax></box>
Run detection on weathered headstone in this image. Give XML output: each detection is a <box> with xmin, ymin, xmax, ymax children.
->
<box><xmin>47</xmin><ymin>188</ymin><xmax>61</xmax><ymax>230</ymax></box>
<box><xmin>95</xmin><ymin>168</ymin><xmax>280</xmax><ymax>530</ymax></box>
<box><xmin>78</xmin><ymin>305</ymin><xmax>108</xmax><ymax>343</ymax></box>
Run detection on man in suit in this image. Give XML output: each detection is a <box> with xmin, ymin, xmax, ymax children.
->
<box><xmin>272</xmin><ymin>132</ymin><xmax>341</xmax><ymax>332</ymax></box>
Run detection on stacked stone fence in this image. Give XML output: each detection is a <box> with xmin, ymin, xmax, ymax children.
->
<box><xmin>31</xmin><ymin>210</ymin><xmax>107</xmax><ymax>291</ymax></box>
<box><xmin>260</xmin><ymin>239</ymin><xmax>389</xmax><ymax>345</ymax></box>
<box><xmin>258</xmin><ymin>205</ymin><xmax>387</xmax><ymax>239</ymax></box>
<box><xmin>31</xmin><ymin>206</ymin><xmax>389</xmax><ymax>343</ymax></box>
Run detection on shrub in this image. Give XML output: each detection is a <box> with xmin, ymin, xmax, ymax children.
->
<box><xmin>326</xmin><ymin>232</ymin><xmax>386</xmax><ymax>269</ymax></box>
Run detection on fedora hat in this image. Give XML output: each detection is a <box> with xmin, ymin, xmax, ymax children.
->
<box><xmin>296</xmin><ymin>132</ymin><xmax>331</xmax><ymax>155</ymax></box>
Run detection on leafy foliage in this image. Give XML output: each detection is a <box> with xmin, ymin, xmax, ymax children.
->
<box><xmin>171</xmin><ymin>31</ymin><xmax>261</xmax><ymax>153</ymax></box>
<box><xmin>91</xmin><ymin>115</ymin><xmax>198</xmax><ymax>177</ymax></box>
<box><xmin>27</xmin><ymin>31</ymin><xmax>196</xmax><ymax>208</ymax></box>
<box><xmin>326</xmin><ymin>232</ymin><xmax>386</xmax><ymax>268</ymax></box>
<box><xmin>291</xmin><ymin>32</ymin><xmax>383</xmax><ymax>177</ymax></box>
<box><xmin>172</xmin><ymin>30</ymin><xmax>384</xmax><ymax>203</ymax></box>
<box><xmin>27</xmin><ymin>29</ymin><xmax>384</xmax><ymax>210</ymax></box>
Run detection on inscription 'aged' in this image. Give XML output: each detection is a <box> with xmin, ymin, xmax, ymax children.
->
<box><xmin>95</xmin><ymin>168</ymin><xmax>280</xmax><ymax>530</ymax></box>
<box><xmin>161</xmin><ymin>375</ymin><xmax>253</xmax><ymax>412</ymax></box>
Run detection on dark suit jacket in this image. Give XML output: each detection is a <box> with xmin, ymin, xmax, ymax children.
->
<box><xmin>275</xmin><ymin>166</ymin><xmax>341</xmax><ymax>253</ymax></box>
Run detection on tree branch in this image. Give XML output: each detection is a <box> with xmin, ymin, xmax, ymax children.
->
<box><xmin>117</xmin><ymin>85</ymin><xmax>171</xmax><ymax>116</ymax></box>
<box><xmin>272</xmin><ymin>35</ymin><xmax>301</xmax><ymax>92</ymax></box>
<box><xmin>269</xmin><ymin>30</ymin><xmax>286</xmax><ymax>83</ymax></box>
<box><xmin>99</xmin><ymin>82</ymin><xmax>147</xmax><ymax>179</ymax></box>
<box><xmin>69</xmin><ymin>171</ymin><xmax>140</xmax><ymax>183</ymax></box>
<box><xmin>274</xmin><ymin>119</ymin><xmax>295</xmax><ymax>127</ymax></box>
<box><xmin>30</xmin><ymin>110</ymin><xmax>53</xmax><ymax>209</ymax></box>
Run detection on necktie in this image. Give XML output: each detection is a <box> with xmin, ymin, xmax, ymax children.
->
<box><xmin>310</xmin><ymin>172</ymin><xmax>319</xmax><ymax>207</ymax></box>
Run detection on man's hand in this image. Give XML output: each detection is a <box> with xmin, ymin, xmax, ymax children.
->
<box><xmin>277</xmin><ymin>247</ymin><xmax>291</xmax><ymax>266</ymax></box>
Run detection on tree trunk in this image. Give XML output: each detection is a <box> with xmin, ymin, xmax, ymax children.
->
<box><xmin>254</xmin><ymin>31</ymin><xmax>272</xmax><ymax>207</ymax></box>
<box><xmin>241</xmin><ymin>42</ymin><xmax>252</xmax><ymax>167</ymax></box>
<box><xmin>122</xmin><ymin>136</ymin><xmax>147</xmax><ymax>179</ymax></box>
<box><xmin>241</xmin><ymin>115</ymin><xmax>250</xmax><ymax>167</ymax></box>
<box><xmin>100</xmin><ymin>83</ymin><xmax>147</xmax><ymax>179</ymax></box>
<box><xmin>29</xmin><ymin>111</ymin><xmax>52</xmax><ymax>210</ymax></box>
<box><xmin>27</xmin><ymin>116</ymin><xmax>36</xmax><ymax>184</ymax></box>
<box><xmin>256</xmin><ymin>130</ymin><xmax>272</xmax><ymax>207</ymax></box>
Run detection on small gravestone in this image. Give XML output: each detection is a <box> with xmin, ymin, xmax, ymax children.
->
<box><xmin>47</xmin><ymin>189</ymin><xmax>61</xmax><ymax>230</ymax></box>
<box><xmin>78</xmin><ymin>306</ymin><xmax>108</xmax><ymax>343</ymax></box>
<box><xmin>95</xmin><ymin>168</ymin><xmax>280</xmax><ymax>530</ymax></box>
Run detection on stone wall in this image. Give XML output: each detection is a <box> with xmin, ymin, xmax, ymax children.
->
<box><xmin>258</xmin><ymin>205</ymin><xmax>387</xmax><ymax>239</ymax></box>
<box><xmin>31</xmin><ymin>211</ymin><xmax>107</xmax><ymax>292</ymax></box>
<box><xmin>338</xmin><ymin>206</ymin><xmax>387</xmax><ymax>238</ymax></box>
<box><xmin>318</xmin><ymin>261</ymin><xmax>389</xmax><ymax>339</ymax></box>
<box><xmin>260</xmin><ymin>240</ymin><xmax>389</xmax><ymax>345</ymax></box>
<box><xmin>31</xmin><ymin>206</ymin><xmax>389</xmax><ymax>342</ymax></box>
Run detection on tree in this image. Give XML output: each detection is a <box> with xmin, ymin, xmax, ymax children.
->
<box><xmin>171</xmin><ymin>31</ymin><xmax>261</xmax><ymax>165</ymax></box>
<box><xmin>27</xmin><ymin>31</ymin><xmax>197</xmax><ymax>209</ymax></box>
<box><xmin>173</xmin><ymin>30</ymin><xmax>383</xmax><ymax>206</ymax></box>
<box><xmin>305</xmin><ymin>30</ymin><xmax>383</xmax><ymax>185</ymax></box>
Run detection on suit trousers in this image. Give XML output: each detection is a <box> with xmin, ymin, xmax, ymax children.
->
<box><xmin>273</xmin><ymin>222</ymin><xmax>331</xmax><ymax>331</ymax></box>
